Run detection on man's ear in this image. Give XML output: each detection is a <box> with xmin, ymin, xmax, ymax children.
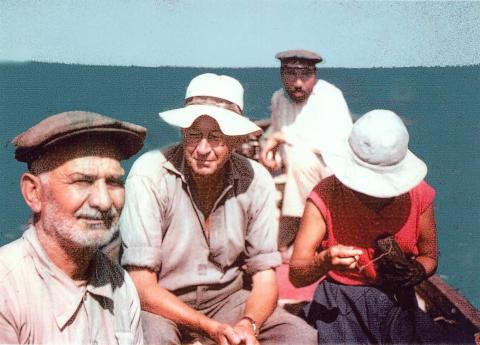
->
<box><xmin>20</xmin><ymin>173</ymin><xmax>43</xmax><ymax>213</ymax></box>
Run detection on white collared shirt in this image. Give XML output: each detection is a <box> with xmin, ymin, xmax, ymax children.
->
<box><xmin>0</xmin><ymin>226</ymin><xmax>143</xmax><ymax>345</ymax></box>
<box><xmin>271</xmin><ymin>79</ymin><xmax>353</xmax><ymax>156</ymax></box>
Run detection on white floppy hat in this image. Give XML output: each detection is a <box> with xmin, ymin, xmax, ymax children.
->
<box><xmin>159</xmin><ymin>73</ymin><xmax>262</xmax><ymax>136</ymax></box>
<box><xmin>322</xmin><ymin>109</ymin><xmax>427</xmax><ymax>198</ymax></box>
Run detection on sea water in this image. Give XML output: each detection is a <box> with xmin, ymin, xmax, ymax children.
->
<box><xmin>1</xmin><ymin>62</ymin><xmax>478</xmax><ymax>308</ymax></box>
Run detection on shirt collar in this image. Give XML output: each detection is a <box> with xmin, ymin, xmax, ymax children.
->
<box><xmin>23</xmin><ymin>226</ymin><xmax>114</xmax><ymax>330</ymax></box>
<box><xmin>162</xmin><ymin>144</ymin><xmax>189</xmax><ymax>183</ymax></box>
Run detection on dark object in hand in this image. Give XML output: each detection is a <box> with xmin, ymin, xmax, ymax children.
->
<box><xmin>375</xmin><ymin>235</ymin><xmax>427</xmax><ymax>290</ymax></box>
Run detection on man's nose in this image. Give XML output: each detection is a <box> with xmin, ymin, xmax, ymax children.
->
<box><xmin>293</xmin><ymin>77</ymin><xmax>304</xmax><ymax>88</ymax></box>
<box><xmin>88</xmin><ymin>181</ymin><xmax>113</xmax><ymax>211</ymax></box>
<box><xmin>196</xmin><ymin>138</ymin><xmax>212</xmax><ymax>155</ymax></box>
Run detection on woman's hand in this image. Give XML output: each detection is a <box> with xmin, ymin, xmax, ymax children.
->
<box><xmin>375</xmin><ymin>235</ymin><xmax>427</xmax><ymax>289</ymax></box>
<box><xmin>318</xmin><ymin>244</ymin><xmax>363</xmax><ymax>272</ymax></box>
<box><xmin>290</xmin><ymin>201</ymin><xmax>363</xmax><ymax>287</ymax></box>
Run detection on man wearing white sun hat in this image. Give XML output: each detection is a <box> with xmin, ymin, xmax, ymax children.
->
<box><xmin>120</xmin><ymin>73</ymin><xmax>317</xmax><ymax>345</ymax></box>
<box><xmin>290</xmin><ymin>109</ymin><xmax>443</xmax><ymax>344</ymax></box>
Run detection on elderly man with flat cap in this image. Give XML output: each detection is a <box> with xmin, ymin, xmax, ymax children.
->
<box><xmin>0</xmin><ymin>111</ymin><xmax>146</xmax><ymax>344</ymax></box>
<box><xmin>260</xmin><ymin>49</ymin><xmax>353</xmax><ymax>257</ymax></box>
<box><xmin>120</xmin><ymin>73</ymin><xmax>316</xmax><ymax>345</ymax></box>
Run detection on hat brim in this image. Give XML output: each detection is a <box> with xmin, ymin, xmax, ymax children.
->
<box><xmin>15</xmin><ymin>127</ymin><xmax>145</xmax><ymax>163</ymax></box>
<box><xmin>322</xmin><ymin>140</ymin><xmax>427</xmax><ymax>198</ymax></box>
<box><xmin>159</xmin><ymin>105</ymin><xmax>262</xmax><ymax>136</ymax></box>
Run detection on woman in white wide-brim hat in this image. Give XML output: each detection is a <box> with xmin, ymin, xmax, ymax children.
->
<box><xmin>289</xmin><ymin>110</ymin><xmax>443</xmax><ymax>344</ymax></box>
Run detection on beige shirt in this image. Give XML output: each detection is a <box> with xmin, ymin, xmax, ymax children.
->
<box><xmin>0</xmin><ymin>226</ymin><xmax>143</xmax><ymax>345</ymax></box>
<box><xmin>120</xmin><ymin>145</ymin><xmax>281</xmax><ymax>294</ymax></box>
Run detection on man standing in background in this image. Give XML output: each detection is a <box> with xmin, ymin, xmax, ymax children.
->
<box><xmin>260</xmin><ymin>50</ymin><xmax>353</xmax><ymax>258</ymax></box>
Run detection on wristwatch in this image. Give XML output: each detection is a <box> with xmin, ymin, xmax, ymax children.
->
<box><xmin>241</xmin><ymin>316</ymin><xmax>258</xmax><ymax>336</ymax></box>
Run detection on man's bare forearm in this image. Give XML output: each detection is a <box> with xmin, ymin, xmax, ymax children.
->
<box><xmin>242</xmin><ymin>269</ymin><xmax>278</xmax><ymax>327</ymax></box>
<box><xmin>128</xmin><ymin>268</ymin><xmax>219</xmax><ymax>336</ymax></box>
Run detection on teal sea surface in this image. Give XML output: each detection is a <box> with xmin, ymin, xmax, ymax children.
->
<box><xmin>1</xmin><ymin>62</ymin><xmax>478</xmax><ymax>308</ymax></box>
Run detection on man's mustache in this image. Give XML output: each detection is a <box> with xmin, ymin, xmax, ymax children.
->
<box><xmin>75</xmin><ymin>205</ymin><xmax>119</xmax><ymax>227</ymax></box>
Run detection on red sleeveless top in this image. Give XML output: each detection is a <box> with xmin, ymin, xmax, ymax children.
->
<box><xmin>308</xmin><ymin>176</ymin><xmax>435</xmax><ymax>286</ymax></box>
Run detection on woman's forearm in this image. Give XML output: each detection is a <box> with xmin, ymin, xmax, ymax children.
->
<box><xmin>289</xmin><ymin>251</ymin><xmax>329</xmax><ymax>287</ymax></box>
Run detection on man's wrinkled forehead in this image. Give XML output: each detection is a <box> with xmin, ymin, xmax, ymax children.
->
<box><xmin>48</xmin><ymin>154</ymin><xmax>125</xmax><ymax>179</ymax></box>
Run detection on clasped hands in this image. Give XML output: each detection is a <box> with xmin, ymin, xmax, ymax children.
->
<box><xmin>203</xmin><ymin>318</ymin><xmax>259</xmax><ymax>345</ymax></box>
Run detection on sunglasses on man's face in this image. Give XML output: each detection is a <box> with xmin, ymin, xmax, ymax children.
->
<box><xmin>184</xmin><ymin>129</ymin><xmax>226</xmax><ymax>147</ymax></box>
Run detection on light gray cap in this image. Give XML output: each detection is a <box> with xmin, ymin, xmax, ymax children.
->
<box><xmin>275</xmin><ymin>49</ymin><xmax>323</xmax><ymax>67</ymax></box>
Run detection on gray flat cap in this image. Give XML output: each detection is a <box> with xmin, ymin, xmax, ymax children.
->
<box><xmin>13</xmin><ymin>111</ymin><xmax>147</xmax><ymax>163</ymax></box>
<box><xmin>275</xmin><ymin>49</ymin><xmax>323</xmax><ymax>68</ymax></box>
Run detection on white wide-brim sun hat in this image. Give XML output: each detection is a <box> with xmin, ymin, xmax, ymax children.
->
<box><xmin>159</xmin><ymin>73</ymin><xmax>262</xmax><ymax>136</ymax></box>
<box><xmin>160</xmin><ymin>104</ymin><xmax>262</xmax><ymax>136</ymax></box>
<box><xmin>322</xmin><ymin>109</ymin><xmax>427</xmax><ymax>198</ymax></box>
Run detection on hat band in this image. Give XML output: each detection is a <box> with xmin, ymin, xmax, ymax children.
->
<box><xmin>281</xmin><ymin>65</ymin><xmax>316</xmax><ymax>71</ymax></box>
<box><xmin>347</xmin><ymin>140</ymin><xmax>406</xmax><ymax>172</ymax></box>
<box><xmin>185</xmin><ymin>96</ymin><xmax>243</xmax><ymax>116</ymax></box>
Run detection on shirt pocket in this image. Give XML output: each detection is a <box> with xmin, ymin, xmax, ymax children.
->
<box><xmin>115</xmin><ymin>331</ymin><xmax>134</xmax><ymax>345</ymax></box>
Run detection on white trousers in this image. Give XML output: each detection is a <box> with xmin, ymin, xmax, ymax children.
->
<box><xmin>281</xmin><ymin>145</ymin><xmax>332</xmax><ymax>218</ymax></box>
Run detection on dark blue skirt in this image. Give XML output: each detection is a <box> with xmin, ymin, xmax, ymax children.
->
<box><xmin>301</xmin><ymin>280</ymin><xmax>457</xmax><ymax>345</ymax></box>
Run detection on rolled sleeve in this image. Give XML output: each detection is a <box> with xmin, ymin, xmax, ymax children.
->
<box><xmin>121</xmin><ymin>246</ymin><xmax>162</xmax><ymax>272</ymax></box>
<box><xmin>120</xmin><ymin>173</ymin><xmax>164</xmax><ymax>271</ymax></box>
<box><xmin>245</xmin><ymin>252</ymin><xmax>281</xmax><ymax>275</ymax></box>
<box><xmin>244</xmin><ymin>166</ymin><xmax>282</xmax><ymax>274</ymax></box>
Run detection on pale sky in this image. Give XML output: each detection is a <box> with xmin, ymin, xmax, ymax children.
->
<box><xmin>1</xmin><ymin>0</ymin><xmax>479</xmax><ymax>68</ymax></box>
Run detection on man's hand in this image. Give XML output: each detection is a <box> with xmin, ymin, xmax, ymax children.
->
<box><xmin>232</xmin><ymin>318</ymin><xmax>259</xmax><ymax>345</ymax></box>
<box><xmin>259</xmin><ymin>132</ymin><xmax>285</xmax><ymax>171</ymax></box>
<box><xmin>205</xmin><ymin>320</ymin><xmax>243</xmax><ymax>345</ymax></box>
<box><xmin>259</xmin><ymin>137</ymin><xmax>279</xmax><ymax>170</ymax></box>
<box><xmin>203</xmin><ymin>319</ymin><xmax>259</xmax><ymax>345</ymax></box>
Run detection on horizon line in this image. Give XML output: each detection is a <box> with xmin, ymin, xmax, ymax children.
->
<box><xmin>1</xmin><ymin>60</ymin><xmax>479</xmax><ymax>70</ymax></box>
